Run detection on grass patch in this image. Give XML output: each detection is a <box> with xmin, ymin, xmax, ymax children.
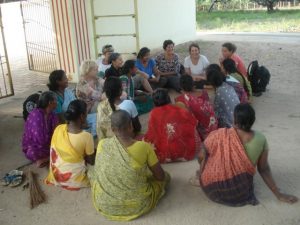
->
<box><xmin>196</xmin><ymin>9</ymin><xmax>300</xmax><ymax>32</ymax></box>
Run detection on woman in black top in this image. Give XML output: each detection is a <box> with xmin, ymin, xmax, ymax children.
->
<box><xmin>104</xmin><ymin>53</ymin><xmax>123</xmax><ymax>78</ymax></box>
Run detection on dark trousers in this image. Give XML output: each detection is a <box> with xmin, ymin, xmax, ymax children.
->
<box><xmin>166</xmin><ymin>75</ymin><xmax>181</xmax><ymax>92</ymax></box>
<box><xmin>194</xmin><ymin>80</ymin><xmax>207</xmax><ymax>89</ymax></box>
<box><xmin>149</xmin><ymin>77</ymin><xmax>168</xmax><ymax>89</ymax></box>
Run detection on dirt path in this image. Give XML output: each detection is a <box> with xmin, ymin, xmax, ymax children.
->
<box><xmin>0</xmin><ymin>38</ymin><xmax>300</xmax><ymax>225</ymax></box>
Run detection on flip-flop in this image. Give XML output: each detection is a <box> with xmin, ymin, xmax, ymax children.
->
<box><xmin>9</xmin><ymin>175</ymin><xmax>23</xmax><ymax>187</ymax></box>
<box><xmin>7</xmin><ymin>170</ymin><xmax>23</xmax><ymax>177</ymax></box>
<box><xmin>1</xmin><ymin>170</ymin><xmax>24</xmax><ymax>186</ymax></box>
<box><xmin>0</xmin><ymin>176</ymin><xmax>11</xmax><ymax>186</ymax></box>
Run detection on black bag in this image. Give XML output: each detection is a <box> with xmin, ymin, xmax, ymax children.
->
<box><xmin>247</xmin><ymin>60</ymin><xmax>271</xmax><ymax>94</ymax></box>
<box><xmin>22</xmin><ymin>91</ymin><xmax>42</xmax><ymax>121</ymax></box>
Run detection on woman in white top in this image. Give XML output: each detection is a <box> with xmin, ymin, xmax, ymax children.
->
<box><xmin>96</xmin><ymin>76</ymin><xmax>141</xmax><ymax>140</ymax></box>
<box><xmin>184</xmin><ymin>43</ymin><xmax>210</xmax><ymax>89</ymax></box>
<box><xmin>96</xmin><ymin>44</ymin><xmax>114</xmax><ymax>78</ymax></box>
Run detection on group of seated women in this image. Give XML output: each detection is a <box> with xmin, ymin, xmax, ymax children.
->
<box><xmin>21</xmin><ymin>40</ymin><xmax>297</xmax><ymax>221</ymax></box>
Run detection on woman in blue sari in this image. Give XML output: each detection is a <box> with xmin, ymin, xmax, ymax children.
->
<box><xmin>48</xmin><ymin>70</ymin><xmax>76</xmax><ymax>122</ymax></box>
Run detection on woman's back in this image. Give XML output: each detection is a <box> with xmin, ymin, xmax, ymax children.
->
<box><xmin>90</xmin><ymin>137</ymin><xmax>162</xmax><ymax>221</ymax></box>
<box><xmin>243</xmin><ymin>130</ymin><xmax>268</xmax><ymax>165</ymax></box>
<box><xmin>175</xmin><ymin>91</ymin><xmax>218</xmax><ymax>139</ymax></box>
<box><xmin>215</xmin><ymin>82</ymin><xmax>240</xmax><ymax>127</ymax></box>
<box><xmin>144</xmin><ymin>104</ymin><xmax>198</xmax><ymax>162</ymax></box>
<box><xmin>97</xmin><ymin>99</ymin><xmax>138</xmax><ymax>139</ymax></box>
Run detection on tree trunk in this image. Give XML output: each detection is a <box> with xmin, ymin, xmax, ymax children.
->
<box><xmin>267</xmin><ymin>1</ymin><xmax>274</xmax><ymax>12</ymax></box>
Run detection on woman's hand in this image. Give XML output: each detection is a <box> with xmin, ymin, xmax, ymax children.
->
<box><xmin>276</xmin><ymin>192</ymin><xmax>298</xmax><ymax>204</ymax></box>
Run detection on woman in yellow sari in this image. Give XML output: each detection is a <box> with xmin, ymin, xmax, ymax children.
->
<box><xmin>45</xmin><ymin>100</ymin><xmax>95</xmax><ymax>190</ymax></box>
<box><xmin>89</xmin><ymin>110</ymin><xmax>170</xmax><ymax>221</ymax></box>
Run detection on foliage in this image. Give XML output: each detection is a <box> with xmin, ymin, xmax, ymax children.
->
<box><xmin>251</xmin><ymin>0</ymin><xmax>279</xmax><ymax>11</ymax></box>
<box><xmin>196</xmin><ymin>10</ymin><xmax>300</xmax><ymax>32</ymax></box>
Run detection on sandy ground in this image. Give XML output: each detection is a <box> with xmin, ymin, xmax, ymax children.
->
<box><xmin>0</xmin><ymin>35</ymin><xmax>300</xmax><ymax>225</ymax></box>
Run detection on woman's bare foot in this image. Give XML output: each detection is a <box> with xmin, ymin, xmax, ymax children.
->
<box><xmin>36</xmin><ymin>158</ymin><xmax>49</xmax><ymax>168</ymax></box>
<box><xmin>276</xmin><ymin>192</ymin><xmax>298</xmax><ymax>204</ymax></box>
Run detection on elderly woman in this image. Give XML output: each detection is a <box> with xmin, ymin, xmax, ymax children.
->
<box><xmin>136</xmin><ymin>47</ymin><xmax>167</xmax><ymax>89</ymax></box>
<box><xmin>155</xmin><ymin>40</ymin><xmax>181</xmax><ymax>92</ymax></box>
<box><xmin>184</xmin><ymin>43</ymin><xmax>210</xmax><ymax>89</ymax></box>
<box><xmin>206</xmin><ymin>68</ymin><xmax>240</xmax><ymax>128</ymax></box>
<box><xmin>104</xmin><ymin>53</ymin><xmax>123</xmax><ymax>79</ymax></box>
<box><xmin>197</xmin><ymin>103</ymin><xmax>298</xmax><ymax>206</ymax></box>
<box><xmin>76</xmin><ymin>60</ymin><xmax>105</xmax><ymax>137</ymax></box>
<box><xmin>89</xmin><ymin>110</ymin><xmax>170</xmax><ymax>221</ymax></box>
<box><xmin>220</xmin><ymin>42</ymin><xmax>247</xmax><ymax>77</ymax></box>
<box><xmin>45</xmin><ymin>100</ymin><xmax>95</xmax><ymax>190</ymax></box>
<box><xmin>96</xmin><ymin>44</ymin><xmax>114</xmax><ymax>78</ymax></box>
<box><xmin>22</xmin><ymin>91</ymin><xmax>58</xmax><ymax>167</ymax></box>
<box><xmin>144</xmin><ymin>88</ymin><xmax>200</xmax><ymax>163</ymax></box>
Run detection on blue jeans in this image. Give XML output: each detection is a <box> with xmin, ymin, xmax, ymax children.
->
<box><xmin>86</xmin><ymin>113</ymin><xmax>97</xmax><ymax>137</ymax></box>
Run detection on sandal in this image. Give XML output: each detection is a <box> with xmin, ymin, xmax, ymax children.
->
<box><xmin>1</xmin><ymin>170</ymin><xmax>24</xmax><ymax>187</ymax></box>
<box><xmin>9</xmin><ymin>175</ymin><xmax>23</xmax><ymax>187</ymax></box>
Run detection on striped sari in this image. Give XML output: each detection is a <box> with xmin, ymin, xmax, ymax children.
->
<box><xmin>200</xmin><ymin>127</ymin><xmax>258</xmax><ymax>206</ymax></box>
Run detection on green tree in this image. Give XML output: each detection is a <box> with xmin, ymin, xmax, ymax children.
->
<box><xmin>251</xmin><ymin>0</ymin><xmax>279</xmax><ymax>11</ymax></box>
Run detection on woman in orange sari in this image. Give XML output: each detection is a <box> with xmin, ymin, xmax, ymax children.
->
<box><xmin>197</xmin><ymin>103</ymin><xmax>298</xmax><ymax>206</ymax></box>
<box><xmin>144</xmin><ymin>88</ymin><xmax>200</xmax><ymax>163</ymax></box>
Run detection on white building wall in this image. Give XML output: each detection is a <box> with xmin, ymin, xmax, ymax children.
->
<box><xmin>137</xmin><ymin>0</ymin><xmax>196</xmax><ymax>50</ymax></box>
<box><xmin>87</xmin><ymin>0</ymin><xmax>196</xmax><ymax>58</ymax></box>
<box><xmin>88</xmin><ymin>0</ymin><xmax>137</xmax><ymax>57</ymax></box>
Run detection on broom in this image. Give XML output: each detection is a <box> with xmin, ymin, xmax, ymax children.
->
<box><xmin>28</xmin><ymin>171</ymin><xmax>46</xmax><ymax>209</ymax></box>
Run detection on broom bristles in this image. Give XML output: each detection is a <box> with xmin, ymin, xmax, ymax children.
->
<box><xmin>28</xmin><ymin>171</ymin><xmax>46</xmax><ymax>209</ymax></box>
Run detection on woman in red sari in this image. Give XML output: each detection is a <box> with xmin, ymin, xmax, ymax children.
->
<box><xmin>144</xmin><ymin>88</ymin><xmax>200</xmax><ymax>163</ymax></box>
<box><xmin>175</xmin><ymin>75</ymin><xmax>218</xmax><ymax>140</ymax></box>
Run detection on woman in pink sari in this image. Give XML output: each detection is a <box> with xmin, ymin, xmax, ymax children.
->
<box><xmin>175</xmin><ymin>75</ymin><xmax>218</xmax><ymax>140</ymax></box>
<box><xmin>22</xmin><ymin>91</ymin><xmax>59</xmax><ymax>167</ymax></box>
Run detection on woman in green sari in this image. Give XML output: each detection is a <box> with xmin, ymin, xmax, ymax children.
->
<box><xmin>120</xmin><ymin>59</ymin><xmax>154</xmax><ymax>115</ymax></box>
<box><xmin>89</xmin><ymin>110</ymin><xmax>170</xmax><ymax>221</ymax></box>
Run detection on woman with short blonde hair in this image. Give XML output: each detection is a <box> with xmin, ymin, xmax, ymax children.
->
<box><xmin>76</xmin><ymin>59</ymin><xmax>105</xmax><ymax>137</ymax></box>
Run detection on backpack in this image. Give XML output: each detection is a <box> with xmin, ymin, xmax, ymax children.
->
<box><xmin>247</xmin><ymin>60</ymin><xmax>271</xmax><ymax>94</ymax></box>
<box><xmin>22</xmin><ymin>91</ymin><xmax>42</xmax><ymax>121</ymax></box>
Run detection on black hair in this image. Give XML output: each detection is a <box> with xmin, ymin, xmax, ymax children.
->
<box><xmin>234</xmin><ymin>103</ymin><xmax>256</xmax><ymax>132</ymax></box>
<box><xmin>222</xmin><ymin>42</ymin><xmax>237</xmax><ymax>53</ymax></box>
<box><xmin>206</xmin><ymin>69</ymin><xmax>224</xmax><ymax>88</ymax></box>
<box><xmin>152</xmin><ymin>88</ymin><xmax>171</xmax><ymax>107</ymax></box>
<box><xmin>180</xmin><ymin>75</ymin><xmax>194</xmax><ymax>92</ymax></box>
<box><xmin>189</xmin><ymin>43</ymin><xmax>200</xmax><ymax>52</ymax></box>
<box><xmin>111</xmin><ymin>110</ymin><xmax>132</xmax><ymax>131</ymax></box>
<box><xmin>64</xmin><ymin>100</ymin><xmax>87</xmax><ymax>122</ymax></box>
<box><xmin>137</xmin><ymin>47</ymin><xmax>150</xmax><ymax>59</ymax></box>
<box><xmin>102</xmin><ymin>44</ymin><xmax>113</xmax><ymax>54</ymax></box>
<box><xmin>108</xmin><ymin>52</ymin><xmax>121</xmax><ymax>64</ymax></box>
<box><xmin>163</xmin><ymin>39</ymin><xmax>174</xmax><ymax>50</ymax></box>
<box><xmin>222</xmin><ymin>58</ymin><xmax>238</xmax><ymax>74</ymax></box>
<box><xmin>37</xmin><ymin>91</ymin><xmax>56</xmax><ymax>109</ymax></box>
<box><xmin>104</xmin><ymin>77</ymin><xmax>122</xmax><ymax>111</ymax></box>
<box><xmin>206</xmin><ymin>64</ymin><xmax>222</xmax><ymax>74</ymax></box>
<box><xmin>122</xmin><ymin>60</ymin><xmax>136</xmax><ymax>74</ymax></box>
<box><xmin>47</xmin><ymin>70</ymin><xmax>65</xmax><ymax>91</ymax></box>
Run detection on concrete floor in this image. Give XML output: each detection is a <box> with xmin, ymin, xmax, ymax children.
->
<box><xmin>0</xmin><ymin>35</ymin><xmax>300</xmax><ymax>225</ymax></box>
